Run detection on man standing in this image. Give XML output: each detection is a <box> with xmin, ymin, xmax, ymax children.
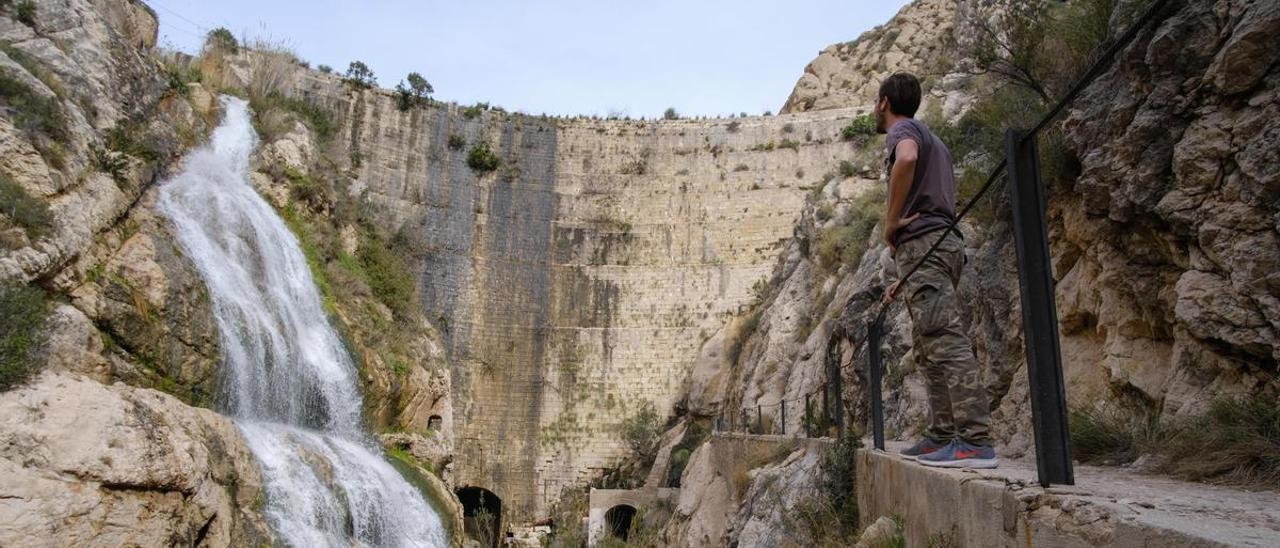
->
<box><xmin>876</xmin><ymin>73</ymin><xmax>996</xmax><ymax>469</ymax></box>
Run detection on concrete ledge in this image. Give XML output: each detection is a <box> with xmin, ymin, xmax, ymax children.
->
<box><xmin>857</xmin><ymin>442</ymin><xmax>1280</xmax><ymax>547</ymax></box>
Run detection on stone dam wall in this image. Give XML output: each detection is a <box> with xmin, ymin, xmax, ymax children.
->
<box><xmin>287</xmin><ymin>72</ymin><xmax>866</xmax><ymax>522</ymax></box>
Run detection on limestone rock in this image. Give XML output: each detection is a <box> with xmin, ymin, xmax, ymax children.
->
<box><xmin>257</xmin><ymin>120</ymin><xmax>316</xmax><ymax>174</ymax></box>
<box><xmin>383</xmin><ymin>431</ymin><xmax>454</xmax><ymax>480</ymax></box>
<box><xmin>686</xmin><ymin>327</ymin><xmax>729</xmax><ymax>415</ymax></box>
<box><xmin>0</xmin><ymin>373</ymin><xmax>270</xmax><ymax>547</ymax></box>
<box><xmin>666</xmin><ymin>442</ymin><xmax>734</xmax><ymax>547</ymax></box>
<box><xmin>781</xmin><ymin>0</ymin><xmax>960</xmax><ymax>113</ymax></box>
<box><xmin>731</xmin><ymin>446</ymin><xmax>823</xmax><ymax>548</ymax></box>
<box><xmin>1059</xmin><ymin>0</ymin><xmax>1280</xmax><ymax>403</ymax></box>
<box><xmin>855</xmin><ymin>516</ymin><xmax>903</xmax><ymax>548</ymax></box>
<box><xmin>41</xmin><ymin>303</ymin><xmax>111</xmax><ymax>382</ymax></box>
<box><xmin>0</xmin><ymin>0</ymin><xmax>205</xmax><ymax>284</ymax></box>
<box><xmin>65</xmin><ymin>199</ymin><xmax>222</xmax><ymax>404</ymax></box>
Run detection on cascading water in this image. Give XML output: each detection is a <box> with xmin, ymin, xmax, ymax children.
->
<box><xmin>158</xmin><ymin>96</ymin><xmax>447</xmax><ymax>547</ymax></box>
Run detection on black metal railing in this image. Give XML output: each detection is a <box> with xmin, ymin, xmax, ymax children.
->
<box><xmin>837</xmin><ymin>0</ymin><xmax>1174</xmax><ymax>488</ymax></box>
<box><xmin>714</xmin><ymin>378</ymin><xmax>842</xmax><ymax>438</ymax></box>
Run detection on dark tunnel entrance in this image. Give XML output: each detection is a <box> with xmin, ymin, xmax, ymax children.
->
<box><xmin>605</xmin><ymin>504</ymin><xmax>637</xmax><ymax>540</ymax></box>
<box><xmin>456</xmin><ymin>486</ymin><xmax>502</xmax><ymax>548</ymax></box>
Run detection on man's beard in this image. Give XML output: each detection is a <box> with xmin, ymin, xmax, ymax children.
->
<box><xmin>875</xmin><ymin>106</ymin><xmax>887</xmax><ymax>134</ymax></box>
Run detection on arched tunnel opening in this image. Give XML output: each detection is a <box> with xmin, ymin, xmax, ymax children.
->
<box><xmin>456</xmin><ymin>486</ymin><xmax>502</xmax><ymax>548</ymax></box>
<box><xmin>605</xmin><ymin>504</ymin><xmax>637</xmax><ymax>540</ymax></box>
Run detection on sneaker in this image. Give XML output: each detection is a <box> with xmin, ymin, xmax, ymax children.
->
<box><xmin>899</xmin><ymin>437</ymin><xmax>948</xmax><ymax>460</ymax></box>
<box><xmin>917</xmin><ymin>439</ymin><xmax>998</xmax><ymax>469</ymax></box>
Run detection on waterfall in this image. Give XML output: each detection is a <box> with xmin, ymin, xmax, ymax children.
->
<box><xmin>158</xmin><ymin>96</ymin><xmax>447</xmax><ymax>548</ymax></box>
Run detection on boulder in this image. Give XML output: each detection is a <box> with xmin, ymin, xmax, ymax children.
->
<box><xmin>0</xmin><ymin>373</ymin><xmax>270</xmax><ymax>547</ymax></box>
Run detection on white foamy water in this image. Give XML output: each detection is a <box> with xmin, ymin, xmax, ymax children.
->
<box><xmin>158</xmin><ymin>96</ymin><xmax>446</xmax><ymax>547</ymax></box>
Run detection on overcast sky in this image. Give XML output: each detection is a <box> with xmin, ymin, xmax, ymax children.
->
<box><xmin>150</xmin><ymin>0</ymin><xmax>908</xmax><ymax>118</ymax></box>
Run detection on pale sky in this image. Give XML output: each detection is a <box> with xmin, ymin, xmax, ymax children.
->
<box><xmin>149</xmin><ymin>1</ymin><xmax>909</xmax><ymax>118</ymax></box>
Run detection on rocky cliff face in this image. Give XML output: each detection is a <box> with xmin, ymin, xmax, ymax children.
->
<box><xmin>699</xmin><ymin>0</ymin><xmax>1280</xmax><ymax>457</ymax></box>
<box><xmin>780</xmin><ymin>0</ymin><xmax>963</xmax><ymax>115</ymax></box>
<box><xmin>0</xmin><ymin>373</ymin><xmax>270</xmax><ymax>547</ymax></box>
<box><xmin>1056</xmin><ymin>0</ymin><xmax>1279</xmax><ymax>412</ymax></box>
<box><xmin>659</xmin><ymin>0</ymin><xmax>1278</xmax><ymax>544</ymax></box>
<box><xmin>0</xmin><ymin>1</ymin><xmax>273</xmax><ymax>544</ymax></box>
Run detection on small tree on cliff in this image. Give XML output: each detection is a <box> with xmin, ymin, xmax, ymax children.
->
<box><xmin>394</xmin><ymin>72</ymin><xmax>434</xmax><ymax>111</ymax></box>
<box><xmin>620</xmin><ymin>401</ymin><xmax>662</xmax><ymax>460</ymax></box>
<box><xmin>204</xmin><ymin>27</ymin><xmax>239</xmax><ymax>54</ymax></box>
<box><xmin>663</xmin><ymin>107</ymin><xmax>679</xmax><ymax>120</ymax></box>
<box><xmin>962</xmin><ymin>0</ymin><xmax>1117</xmax><ymax>105</ymax></box>
<box><xmin>466</xmin><ymin>142</ymin><xmax>500</xmax><ymax>173</ymax></box>
<box><xmin>343</xmin><ymin>61</ymin><xmax>377</xmax><ymax>89</ymax></box>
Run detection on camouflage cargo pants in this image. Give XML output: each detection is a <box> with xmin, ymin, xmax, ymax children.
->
<box><xmin>893</xmin><ymin>229</ymin><xmax>991</xmax><ymax>446</ymax></box>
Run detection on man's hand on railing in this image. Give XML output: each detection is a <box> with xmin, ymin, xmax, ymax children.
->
<box><xmin>883</xmin><ymin>280</ymin><xmax>901</xmax><ymax>304</ymax></box>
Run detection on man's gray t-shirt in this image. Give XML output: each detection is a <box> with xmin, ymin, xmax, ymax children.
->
<box><xmin>884</xmin><ymin>118</ymin><xmax>956</xmax><ymax>246</ymax></box>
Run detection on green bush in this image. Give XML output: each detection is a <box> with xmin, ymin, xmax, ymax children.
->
<box><xmin>1071</xmin><ymin>395</ymin><xmax>1280</xmax><ymax>489</ymax></box>
<box><xmin>840</xmin><ymin>113</ymin><xmax>876</xmax><ymax>140</ymax></box>
<box><xmin>105</xmin><ymin>121</ymin><xmax>162</xmax><ymax>162</ymax></box>
<box><xmin>343</xmin><ymin>61</ymin><xmax>376</xmax><ymax>89</ymax></box>
<box><xmin>663</xmin><ymin>107</ymin><xmax>679</xmax><ymax>120</ymax></box>
<box><xmin>665</xmin><ymin>419</ymin><xmax>711</xmax><ymax>487</ymax></box>
<box><xmin>620</xmin><ymin>400</ymin><xmax>662</xmax><ymax>458</ymax></box>
<box><xmin>0</xmin><ymin>281</ymin><xmax>48</xmax><ymax>390</ymax></box>
<box><xmin>0</xmin><ymin>172</ymin><xmax>52</xmax><ymax>241</ymax></box>
<box><xmin>1069</xmin><ymin>404</ymin><xmax>1164</xmax><ymax>466</ymax></box>
<box><xmin>461</xmin><ymin>102</ymin><xmax>487</xmax><ymax>119</ymax></box>
<box><xmin>789</xmin><ymin>434</ymin><xmax>863</xmax><ymax>546</ymax></box>
<box><xmin>13</xmin><ymin>0</ymin><xmax>35</xmax><ymax>27</ymax></box>
<box><xmin>446</xmin><ymin>134</ymin><xmax>466</xmax><ymax>151</ymax></box>
<box><xmin>317</xmin><ymin>64</ymin><xmax>333</xmax><ymax>74</ymax></box>
<box><xmin>284</xmin><ymin>168</ymin><xmax>331</xmax><ymax>211</ymax></box>
<box><xmin>837</xmin><ymin>160</ymin><xmax>858</xmax><ymax>179</ymax></box>
<box><xmin>466</xmin><ymin>142</ymin><xmax>500</xmax><ymax>173</ymax></box>
<box><xmin>204</xmin><ymin>27</ymin><xmax>238</xmax><ymax>53</ymax></box>
<box><xmin>164</xmin><ymin>65</ymin><xmax>202</xmax><ymax>97</ymax></box>
<box><xmin>814</xmin><ymin>187</ymin><xmax>884</xmax><ymax>271</ymax></box>
<box><xmin>251</xmin><ymin>92</ymin><xmax>338</xmax><ymax>142</ymax></box>
<box><xmin>0</xmin><ymin>67</ymin><xmax>68</xmax><ymax>148</ymax></box>
<box><xmin>826</xmin><ymin>434</ymin><xmax>861</xmax><ymax>531</ymax></box>
<box><xmin>1160</xmin><ymin>395</ymin><xmax>1280</xmax><ymax>487</ymax></box>
<box><xmin>667</xmin><ymin>448</ymin><xmax>692</xmax><ymax>485</ymax></box>
<box><xmin>358</xmin><ymin>230</ymin><xmax>416</xmax><ymax>319</ymax></box>
<box><xmin>92</xmin><ymin>146</ymin><xmax>129</xmax><ymax>184</ymax></box>
<box><xmin>394</xmin><ymin>72</ymin><xmax>433</xmax><ymax>111</ymax></box>
<box><xmin>815</xmin><ymin>202</ymin><xmax>834</xmax><ymax>222</ymax></box>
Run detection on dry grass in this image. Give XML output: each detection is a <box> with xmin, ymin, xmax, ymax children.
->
<box><xmin>1160</xmin><ymin>395</ymin><xmax>1280</xmax><ymax>488</ymax></box>
<box><xmin>245</xmin><ymin>37</ymin><xmax>301</xmax><ymax>102</ymax></box>
<box><xmin>1070</xmin><ymin>395</ymin><xmax>1280</xmax><ymax>489</ymax></box>
<box><xmin>541</xmin><ymin>485</ymin><xmax>588</xmax><ymax>548</ymax></box>
<box><xmin>814</xmin><ymin>186</ymin><xmax>885</xmax><ymax>272</ymax></box>
<box><xmin>0</xmin><ymin>281</ymin><xmax>49</xmax><ymax>390</ymax></box>
<box><xmin>778</xmin><ymin>435</ymin><xmax>862</xmax><ymax>547</ymax></box>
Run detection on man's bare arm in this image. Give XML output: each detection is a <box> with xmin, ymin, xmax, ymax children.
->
<box><xmin>884</xmin><ymin>139</ymin><xmax>920</xmax><ymax>250</ymax></box>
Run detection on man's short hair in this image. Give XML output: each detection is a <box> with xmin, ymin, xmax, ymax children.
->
<box><xmin>878</xmin><ymin>73</ymin><xmax>922</xmax><ymax>118</ymax></box>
